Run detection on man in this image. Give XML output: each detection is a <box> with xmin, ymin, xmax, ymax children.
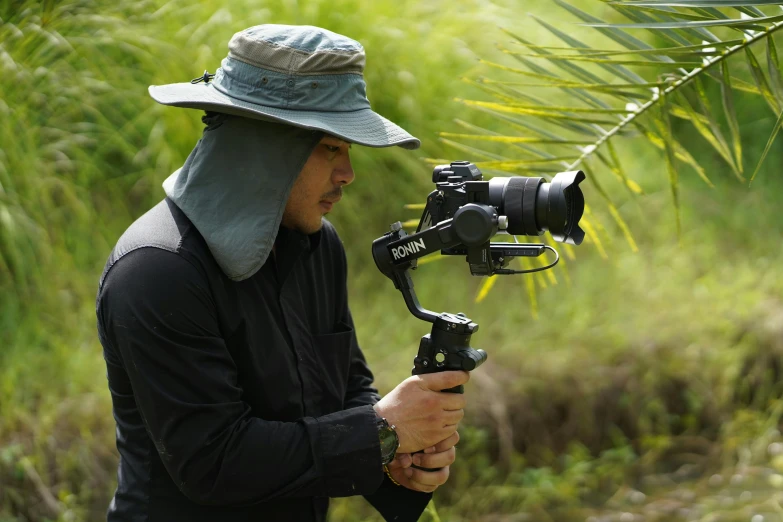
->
<box><xmin>96</xmin><ymin>24</ymin><xmax>469</xmax><ymax>522</ymax></box>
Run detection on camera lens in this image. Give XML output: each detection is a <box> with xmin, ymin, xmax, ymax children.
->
<box><xmin>488</xmin><ymin>171</ymin><xmax>586</xmax><ymax>245</ymax></box>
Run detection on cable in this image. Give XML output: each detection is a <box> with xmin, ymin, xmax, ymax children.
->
<box><xmin>494</xmin><ymin>245</ymin><xmax>559</xmax><ymax>275</ymax></box>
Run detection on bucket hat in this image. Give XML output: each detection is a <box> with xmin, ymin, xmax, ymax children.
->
<box><xmin>149</xmin><ymin>24</ymin><xmax>420</xmax><ymax>150</ymax></box>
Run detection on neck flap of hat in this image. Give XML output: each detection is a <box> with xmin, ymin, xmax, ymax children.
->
<box><xmin>163</xmin><ymin>113</ymin><xmax>322</xmax><ymax>281</ymax></box>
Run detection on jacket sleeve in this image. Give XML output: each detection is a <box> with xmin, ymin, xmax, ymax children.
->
<box><xmin>331</xmin><ymin>235</ymin><xmax>434</xmax><ymax>521</ymax></box>
<box><xmin>96</xmin><ymin>247</ymin><xmax>385</xmax><ymax>506</ymax></box>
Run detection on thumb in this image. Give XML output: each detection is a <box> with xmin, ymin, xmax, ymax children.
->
<box><xmin>419</xmin><ymin>370</ymin><xmax>470</xmax><ymax>391</ymax></box>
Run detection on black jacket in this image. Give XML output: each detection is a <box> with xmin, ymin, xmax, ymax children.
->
<box><xmin>96</xmin><ymin>198</ymin><xmax>431</xmax><ymax>521</ymax></box>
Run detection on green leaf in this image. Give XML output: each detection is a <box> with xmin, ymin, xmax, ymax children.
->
<box><xmin>745</xmin><ymin>45</ymin><xmax>780</xmax><ymax>113</ymax></box>
<box><xmin>510</xmin><ymin>40</ymin><xmax>742</xmax><ymax>57</ymax></box>
<box><xmin>610</xmin><ymin>3</ymin><xmax>718</xmax><ymax>46</ymax></box>
<box><xmin>454</xmin><ymin>99</ymin><xmax>621</xmax><ymax>124</ymax></box>
<box><xmin>553</xmin><ymin>0</ymin><xmax>662</xmax><ymax>58</ymax></box>
<box><xmin>749</xmin><ymin>107</ymin><xmax>783</xmax><ymax>185</ymax></box>
<box><xmin>438</xmin><ymin>132</ymin><xmax>595</xmax><ymax>145</ymax></box>
<box><xmin>454</xmin><ymin>115</ymin><xmax>563</xmax><ymax>152</ymax></box>
<box><xmin>612</xmin><ymin>1</ymin><xmax>783</xmax><ymax>6</ymax></box>
<box><xmin>438</xmin><ymin>138</ymin><xmax>509</xmax><ymax>161</ymax></box>
<box><xmin>720</xmin><ymin>60</ymin><xmax>744</xmax><ymax>179</ymax></box>
<box><xmin>582</xmin><ymin>157</ymin><xmax>639</xmax><ymax>252</ymax></box>
<box><xmin>637</xmin><ymin>121</ymin><xmax>713</xmax><ymax>187</ymax></box>
<box><xmin>597</xmin><ymin>141</ymin><xmax>645</xmax><ymax>194</ymax></box>
<box><xmin>500</xmin><ymin>28</ymin><xmax>613</xmax><ymax>109</ymax></box>
<box><xmin>767</xmin><ymin>37</ymin><xmax>783</xmax><ymax>108</ymax></box>
<box><xmin>478</xmin><ymin>77</ymin><xmax>655</xmax><ymax>99</ymax></box>
<box><xmin>501</xmin><ymin>51</ymin><xmax>702</xmax><ymax>67</ymax></box>
<box><xmin>584</xmin><ymin>13</ymin><xmax>783</xmax><ymax>30</ymax></box>
<box><xmin>657</xmin><ymin>94</ymin><xmax>681</xmax><ymax>240</ymax></box>
<box><xmin>622</xmin><ymin>5</ymin><xmax>719</xmax><ymax>22</ymax></box>
<box><xmin>529</xmin><ymin>14</ymin><xmax>646</xmax><ymax>84</ymax></box>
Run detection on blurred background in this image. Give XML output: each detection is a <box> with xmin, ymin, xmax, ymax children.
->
<box><xmin>1</xmin><ymin>0</ymin><xmax>783</xmax><ymax>521</ymax></box>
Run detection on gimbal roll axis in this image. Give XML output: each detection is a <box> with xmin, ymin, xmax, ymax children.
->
<box><xmin>372</xmin><ymin>161</ymin><xmax>586</xmax><ymax>470</ymax></box>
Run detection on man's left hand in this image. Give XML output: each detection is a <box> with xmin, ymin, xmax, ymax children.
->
<box><xmin>385</xmin><ymin>431</ymin><xmax>459</xmax><ymax>493</ymax></box>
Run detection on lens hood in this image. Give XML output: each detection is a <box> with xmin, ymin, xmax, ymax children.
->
<box><xmin>547</xmin><ymin>170</ymin><xmax>585</xmax><ymax>245</ymax></box>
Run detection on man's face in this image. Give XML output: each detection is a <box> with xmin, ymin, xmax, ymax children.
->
<box><xmin>281</xmin><ymin>135</ymin><xmax>355</xmax><ymax>234</ymax></box>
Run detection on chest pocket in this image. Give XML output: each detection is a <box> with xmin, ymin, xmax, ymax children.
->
<box><xmin>306</xmin><ymin>321</ymin><xmax>354</xmax><ymax>416</ymax></box>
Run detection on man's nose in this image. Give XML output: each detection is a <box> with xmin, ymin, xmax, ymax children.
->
<box><xmin>333</xmin><ymin>155</ymin><xmax>355</xmax><ymax>186</ymax></box>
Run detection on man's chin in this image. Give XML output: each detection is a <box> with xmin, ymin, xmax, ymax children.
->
<box><xmin>280</xmin><ymin>215</ymin><xmax>324</xmax><ymax>236</ymax></box>
<box><xmin>298</xmin><ymin>217</ymin><xmax>325</xmax><ymax>235</ymax></box>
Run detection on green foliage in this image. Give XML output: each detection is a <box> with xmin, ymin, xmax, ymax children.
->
<box><xmin>3</xmin><ymin>0</ymin><xmax>783</xmax><ymax>521</ymax></box>
<box><xmin>445</xmin><ymin>1</ymin><xmax>783</xmax><ymax>250</ymax></box>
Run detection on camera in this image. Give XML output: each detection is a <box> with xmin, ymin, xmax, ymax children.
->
<box><xmin>373</xmin><ymin>161</ymin><xmax>586</xmax><ymax>279</ymax></box>
<box><xmin>369</xmin><ymin>161</ymin><xmax>587</xmax><ymax>415</ymax></box>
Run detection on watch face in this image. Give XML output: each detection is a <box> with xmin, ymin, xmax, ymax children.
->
<box><xmin>379</xmin><ymin>426</ymin><xmax>399</xmax><ymax>459</ymax></box>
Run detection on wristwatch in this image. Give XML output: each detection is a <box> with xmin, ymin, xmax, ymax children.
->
<box><xmin>375</xmin><ymin>415</ymin><xmax>400</xmax><ymax>466</ymax></box>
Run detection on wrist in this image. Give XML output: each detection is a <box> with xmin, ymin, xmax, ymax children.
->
<box><xmin>374</xmin><ymin>413</ymin><xmax>400</xmax><ymax>466</ymax></box>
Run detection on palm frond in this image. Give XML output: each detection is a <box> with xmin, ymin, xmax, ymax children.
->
<box><xmin>452</xmin><ymin>1</ymin><xmax>783</xmax><ymax>243</ymax></box>
<box><xmin>439</xmin><ymin>1</ymin><xmax>783</xmax><ymax>309</ymax></box>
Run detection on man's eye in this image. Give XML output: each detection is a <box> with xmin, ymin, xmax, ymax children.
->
<box><xmin>324</xmin><ymin>145</ymin><xmax>340</xmax><ymax>153</ymax></box>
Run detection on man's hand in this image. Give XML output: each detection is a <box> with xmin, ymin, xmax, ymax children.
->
<box><xmin>385</xmin><ymin>431</ymin><xmax>460</xmax><ymax>493</ymax></box>
<box><xmin>373</xmin><ymin>371</ymin><xmax>469</xmax><ymax>453</ymax></box>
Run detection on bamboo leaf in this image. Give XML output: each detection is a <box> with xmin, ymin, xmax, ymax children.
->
<box><xmin>720</xmin><ymin>60</ymin><xmax>745</xmax><ymax>179</ymax></box>
<box><xmin>744</xmin><ymin>45</ymin><xmax>780</xmax><ymax>113</ymax></box>
<box><xmin>749</xmin><ymin>107</ymin><xmax>783</xmax><ymax>185</ymax></box>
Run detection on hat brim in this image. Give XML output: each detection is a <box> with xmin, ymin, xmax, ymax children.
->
<box><xmin>149</xmin><ymin>83</ymin><xmax>421</xmax><ymax>150</ymax></box>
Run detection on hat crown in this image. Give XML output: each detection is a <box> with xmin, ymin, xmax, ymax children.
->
<box><xmin>228</xmin><ymin>24</ymin><xmax>366</xmax><ymax>76</ymax></box>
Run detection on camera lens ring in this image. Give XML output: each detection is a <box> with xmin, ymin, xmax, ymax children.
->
<box><xmin>522</xmin><ymin>177</ymin><xmax>543</xmax><ymax>236</ymax></box>
<box><xmin>503</xmin><ymin>177</ymin><xmax>526</xmax><ymax>236</ymax></box>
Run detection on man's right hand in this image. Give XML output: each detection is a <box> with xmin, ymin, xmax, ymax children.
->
<box><xmin>373</xmin><ymin>371</ymin><xmax>469</xmax><ymax>454</ymax></box>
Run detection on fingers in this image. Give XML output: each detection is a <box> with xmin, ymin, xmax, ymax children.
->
<box><xmin>406</xmin><ymin>464</ymin><xmax>450</xmax><ymax>490</ymax></box>
<box><xmin>418</xmin><ymin>371</ymin><xmax>470</xmax><ymax>392</ymax></box>
<box><xmin>387</xmin><ymin>453</ymin><xmax>412</xmax><ymax>470</ymax></box>
<box><xmin>440</xmin><ymin>393</ymin><xmax>467</xmax><ymax>412</ymax></box>
<box><xmin>412</xmin><ymin>446</ymin><xmax>455</xmax><ymax>470</ymax></box>
<box><xmin>445</xmin><ymin>407</ymin><xmax>465</xmax><ymax>423</ymax></box>
<box><xmin>430</xmin><ymin>431</ymin><xmax>459</xmax><ymax>453</ymax></box>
